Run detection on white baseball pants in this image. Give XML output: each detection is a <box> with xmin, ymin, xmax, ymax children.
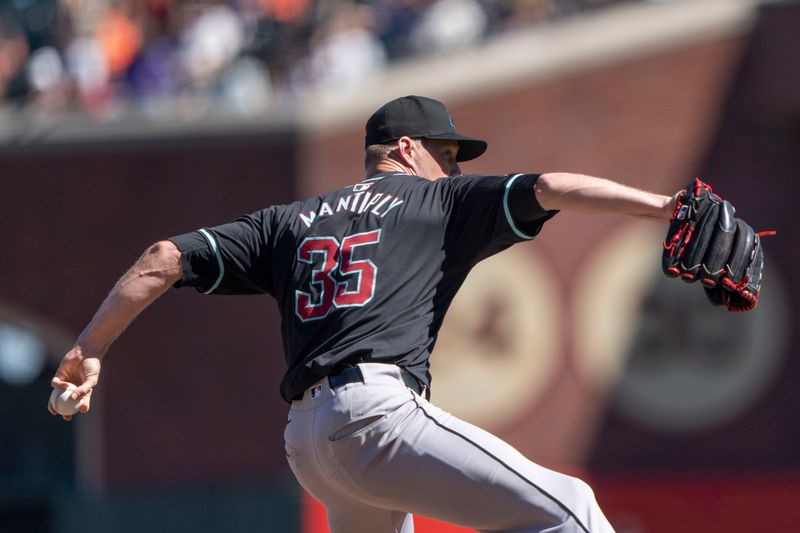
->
<box><xmin>284</xmin><ymin>363</ymin><xmax>615</xmax><ymax>533</ymax></box>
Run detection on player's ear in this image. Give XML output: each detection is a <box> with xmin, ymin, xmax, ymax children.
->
<box><xmin>395</xmin><ymin>136</ymin><xmax>417</xmax><ymax>165</ymax></box>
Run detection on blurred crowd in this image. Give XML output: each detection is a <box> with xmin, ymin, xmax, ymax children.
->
<box><xmin>0</xmin><ymin>0</ymin><xmax>634</xmax><ymax>121</ymax></box>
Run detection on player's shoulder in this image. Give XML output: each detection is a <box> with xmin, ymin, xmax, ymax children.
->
<box><xmin>436</xmin><ymin>173</ymin><xmax>516</xmax><ymax>194</ymax></box>
<box><xmin>448</xmin><ymin>173</ymin><xmax>512</xmax><ymax>184</ymax></box>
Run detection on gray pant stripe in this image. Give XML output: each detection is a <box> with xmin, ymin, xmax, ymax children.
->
<box><xmin>415</xmin><ymin>397</ymin><xmax>591</xmax><ymax>533</ymax></box>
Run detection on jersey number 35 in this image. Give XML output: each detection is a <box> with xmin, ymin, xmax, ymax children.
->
<box><xmin>294</xmin><ymin>230</ymin><xmax>381</xmax><ymax>322</ymax></box>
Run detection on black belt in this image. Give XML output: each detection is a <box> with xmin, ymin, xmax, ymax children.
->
<box><xmin>328</xmin><ymin>366</ymin><xmax>428</xmax><ymax>398</ymax></box>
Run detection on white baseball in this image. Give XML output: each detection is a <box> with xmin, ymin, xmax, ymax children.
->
<box><xmin>50</xmin><ymin>384</ymin><xmax>81</xmax><ymax>416</ymax></box>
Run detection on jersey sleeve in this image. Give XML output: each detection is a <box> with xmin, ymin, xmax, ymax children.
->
<box><xmin>440</xmin><ymin>173</ymin><xmax>557</xmax><ymax>265</ymax></box>
<box><xmin>168</xmin><ymin>208</ymin><xmax>277</xmax><ymax>295</ymax></box>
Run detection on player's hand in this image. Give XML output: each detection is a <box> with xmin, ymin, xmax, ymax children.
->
<box><xmin>49</xmin><ymin>346</ymin><xmax>101</xmax><ymax>421</ymax></box>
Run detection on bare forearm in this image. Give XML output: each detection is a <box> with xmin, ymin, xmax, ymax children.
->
<box><xmin>535</xmin><ymin>172</ymin><xmax>674</xmax><ymax>221</ymax></box>
<box><xmin>75</xmin><ymin>240</ymin><xmax>183</xmax><ymax>359</ymax></box>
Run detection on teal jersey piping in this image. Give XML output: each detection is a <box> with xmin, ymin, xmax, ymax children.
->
<box><xmin>503</xmin><ymin>174</ymin><xmax>535</xmax><ymax>240</ymax></box>
<box><xmin>198</xmin><ymin>228</ymin><xmax>224</xmax><ymax>294</ymax></box>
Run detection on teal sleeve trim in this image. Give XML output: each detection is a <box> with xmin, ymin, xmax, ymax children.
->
<box><xmin>503</xmin><ymin>174</ymin><xmax>535</xmax><ymax>240</ymax></box>
<box><xmin>198</xmin><ymin>229</ymin><xmax>224</xmax><ymax>294</ymax></box>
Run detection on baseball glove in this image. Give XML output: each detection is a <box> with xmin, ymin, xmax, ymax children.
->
<box><xmin>662</xmin><ymin>178</ymin><xmax>772</xmax><ymax>312</ymax></box>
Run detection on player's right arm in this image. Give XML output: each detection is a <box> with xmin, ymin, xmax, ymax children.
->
<box><xmin>49</xmin><ymin>240</ymin><xmax>183</xmax><ymax>420</ymax></box>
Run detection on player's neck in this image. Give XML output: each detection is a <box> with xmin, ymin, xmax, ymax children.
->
<box><xmin>366</xmin><ymin>159</ymin><xmax>417</xmax><ymax>180</ymax></box>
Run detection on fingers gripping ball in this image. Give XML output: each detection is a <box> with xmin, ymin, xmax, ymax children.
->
<box><xmin>49</xmin><ymin>384</ymin><xmax>81</xmax><ymax>416</ymax></box>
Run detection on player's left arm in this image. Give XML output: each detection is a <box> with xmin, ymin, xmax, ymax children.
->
<box><xmin>534</xmin><ymin>172</ymin><xmax>676</xmax><ymax>221</ymax></box>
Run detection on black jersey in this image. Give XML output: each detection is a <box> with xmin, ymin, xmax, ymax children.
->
<box><xmin>169</xmin><ymin>172</ymin><xmax>556</xmax><ymax>401</ymax></box>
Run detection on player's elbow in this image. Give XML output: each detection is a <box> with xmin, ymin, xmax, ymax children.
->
<box><xmin>535</xmin><ymin>172</ymin><xmax>569</xmax><ymax>211</ymax></box>
<box><xmin>147</xmin><ymin>240</ymin><xmax>181</xmax><ymax>263</ymax></box>
<box><xmin>141</xmin><ymin>240</ymin><xmax>183</xmax><ymax>281</ymax></box>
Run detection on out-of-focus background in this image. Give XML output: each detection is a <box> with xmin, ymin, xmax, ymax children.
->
<box><xmin>1</xmin><ymin>0</ymin><xmax>798</xmax><ymax>531</ymax></box>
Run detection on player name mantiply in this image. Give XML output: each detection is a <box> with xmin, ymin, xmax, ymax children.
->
<box><xmin>298</xmin><ymin>191</ymin><xmax>404</xmax><ymax>228</ymax></box>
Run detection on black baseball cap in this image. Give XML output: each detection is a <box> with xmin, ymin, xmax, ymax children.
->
<box><xmin>364</xmin><ymin>95</ymin><xmax>488</xmax><ymax>162</ymax></box>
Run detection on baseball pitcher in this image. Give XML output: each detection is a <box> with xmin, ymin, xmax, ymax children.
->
<box><xmin>49</xmin><ymin>96</ymin><xmax>767</xmax><ymax>532</ymax></box>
